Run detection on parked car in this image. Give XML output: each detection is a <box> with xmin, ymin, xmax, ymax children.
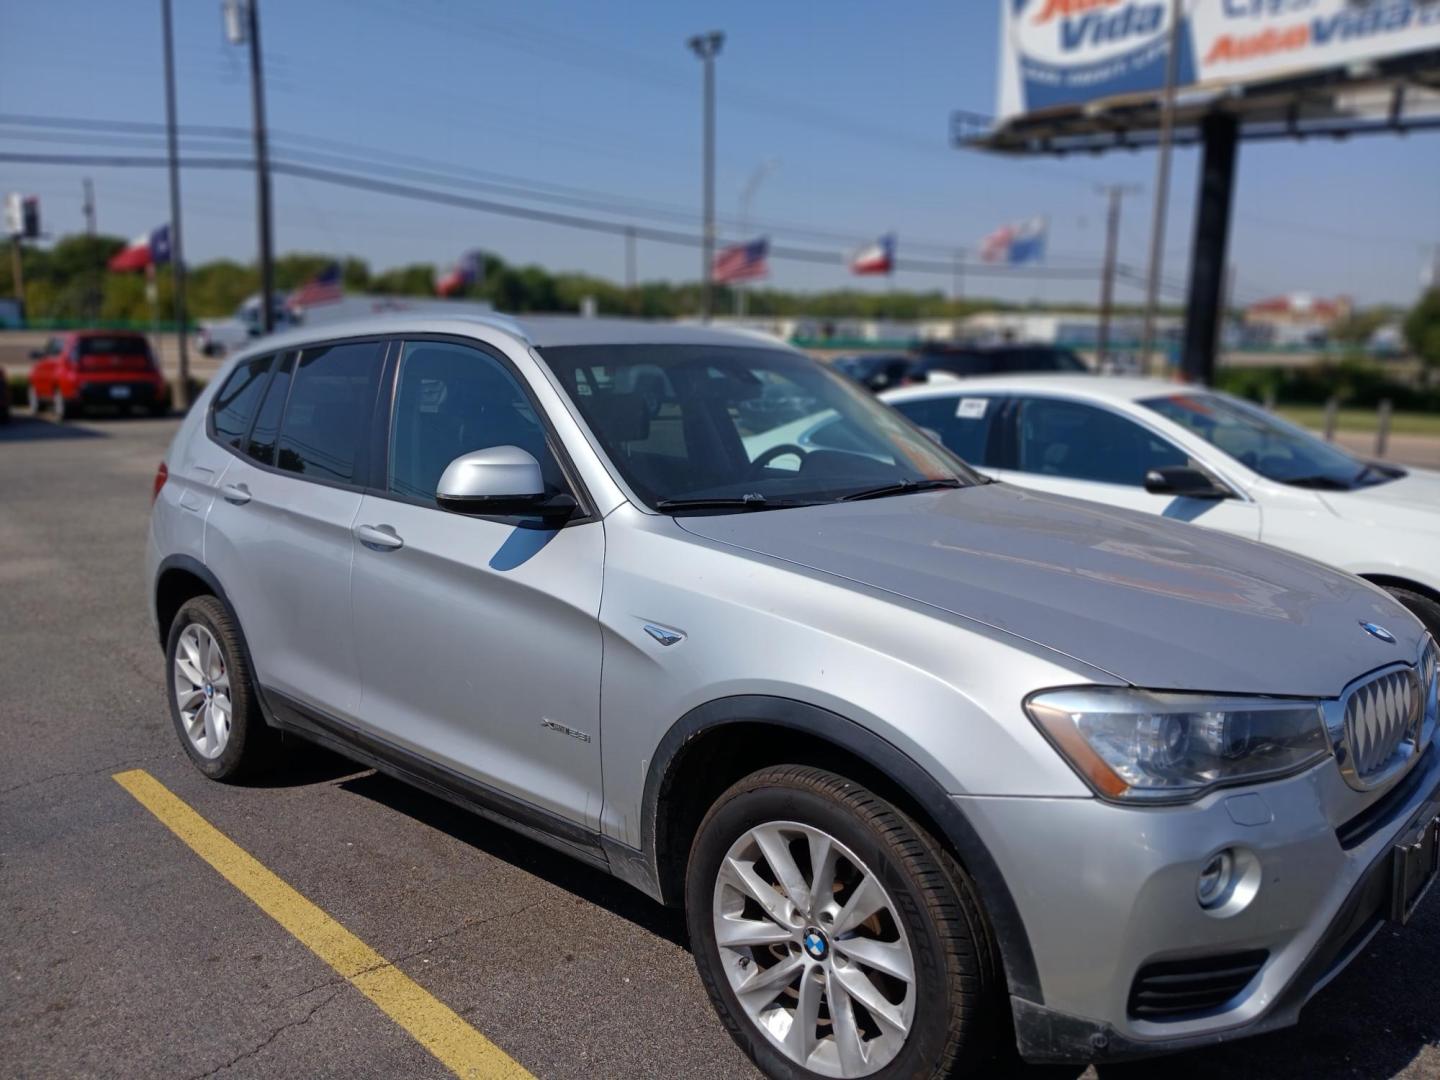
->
<box><xmin>149</xmin><ymin>317</ymin><xmax>1438</xmax><ymax>1079</ymax></box>
<box><xmin>882</xmin><ymin>374</ymin><xmax>1440</xmax><ymax>637</ymax></box>
<box><xmin>196</xmin><ymin>293</ymin><xmax>297</xmax><ymax>357</ymax></box>
<box><xmin>916</xmin><ymin>342</ymin><xmax>1089</xmax><ymax>378</ymax></box>
<box><xmin>828</xmin><ymin>352</ymin><xmax>923</xmax><ymax>393</ymax></box>
<box><xmin>28</xmin><ymin>331</ymin><xmax>170</xmax><ymax>420</ymax></box>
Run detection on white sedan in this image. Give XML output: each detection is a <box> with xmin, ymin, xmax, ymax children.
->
<box><xmin>881</xmin><ymin>374</ymin><xmax>1440</xmax><ymax>636</ymax></box>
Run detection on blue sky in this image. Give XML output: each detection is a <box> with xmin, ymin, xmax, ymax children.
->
<box><xmin>2</xmin><ymin>0</ymin><xmax>1437</xmax><ymax>307</ymax></box>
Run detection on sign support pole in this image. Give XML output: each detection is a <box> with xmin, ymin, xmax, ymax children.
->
<box><xmin>1181</xmin><ymin>113</ymin><xmax>1239</xmax><ymax>386</ymax></box>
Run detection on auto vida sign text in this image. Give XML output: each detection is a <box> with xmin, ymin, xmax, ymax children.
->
<box><xmin>996</xmin><ymin>0</ymin><xmax>1440</xmax><ymax>120</ymax></box>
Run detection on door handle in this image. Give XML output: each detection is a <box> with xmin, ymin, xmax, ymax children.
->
<box><xmin>221</xmin><ymin>482</ymin><xmax>251</xmax><ymax>505</ymax></box>
<box><xmin>356</xmin><ymin>523</ymin><xmax>404</xmax><ymax>551</ymax></box>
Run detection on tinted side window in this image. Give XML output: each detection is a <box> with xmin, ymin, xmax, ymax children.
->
<box><xmin>1015</xmin><ymin>397</ymin><xmax>1186</xmax><ymax>486</ymax></box>
<box><xmin>892</xmin><ymin>395</ymin><xmax>1001</xmax><ymax>467</ymax></box>
<box><xmin>212</xmin><ymin>354</ymin><xmax>273</xmax><ymax>450</ymax></box>
<box><xmin>388</xmin><ymin>341</ymin><xmax>564</xmax><ymax>502</ymax></box>
<box><xmin>245</xmin><ymin>352</ymin><xmax>294</xmax><ymax>465</ymax></box>
<box><xmin>275</xmin><ymin>341</ymin><xmax>382</xmax><ymax>484</ymax></box>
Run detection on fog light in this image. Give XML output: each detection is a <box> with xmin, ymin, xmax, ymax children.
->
<box><xmin>1197</xmin><ymin>850</ymin><xmax>1235</xmax><ymax>909</ymax></box>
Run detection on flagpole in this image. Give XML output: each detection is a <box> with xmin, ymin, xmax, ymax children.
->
<box><xmin>160</xmin><ymin>0</ymin><xmax>191</xmax><ymax>410</ymax></box>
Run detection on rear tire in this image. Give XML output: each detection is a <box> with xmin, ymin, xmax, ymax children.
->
<box><xmin>686</xmin><ymin>765</ymin><xmax>998</xmax><ymax>1080</ymax></box>
<box><xmin>166</xmin><ymin>595</ymin><xmax>275</xmax><ymax>781</ymax></box>
<box><xmin>1385</xmin><ymin>586</ymin><xmax>1440</xmax><ymax>641</ymax></box>
<box><xmin>52</xmin><ymin>389</ymin><xmax>79</xmax><ymax>422</ymax></box>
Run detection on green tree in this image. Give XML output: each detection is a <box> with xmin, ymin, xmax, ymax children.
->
<box><xmin>1404</xmin><ymin>288</ymin><xmax>1440</xmax><ymax>384</ymax></box>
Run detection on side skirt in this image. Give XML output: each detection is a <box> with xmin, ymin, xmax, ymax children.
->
<box><xmin>265</xmin><ymin>688</ymin><xmax>615</xmax><ymax>874</ymax></box>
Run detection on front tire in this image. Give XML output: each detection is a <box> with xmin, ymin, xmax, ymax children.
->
<box><xmin>1385</xmin><ymin>586</ymin><xmax>1440</xmax><ymax>641</ymax></box>
<box><xmin>166</xmin><ymin>595</ymin><xmax>275</xmax><ymax>780</ymax></box>
<box><xmin>686</xmin><ymin>766</ymin><xmax>997</xmax><ymax>1079</ymax></box>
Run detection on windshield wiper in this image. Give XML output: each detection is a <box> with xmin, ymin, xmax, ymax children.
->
<box><xmin>1280</xmin><ymin>474</ymin><xmax>1351</xmax><ymax>490</ymax></box>
<box><xmin>655</xmin><ymin>494</ymin><xmax>806</xmax><ymax>512</ymax></box>
<box><xmin>837</xmin><ymin>477</ymin><xmax>964</xmax><ymax>502</ymax></box>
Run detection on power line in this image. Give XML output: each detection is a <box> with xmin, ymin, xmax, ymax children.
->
<box><xmin>0</xmin><ymin>149</ymin><xmax>1109</xmax><ymax>284</ymax></box>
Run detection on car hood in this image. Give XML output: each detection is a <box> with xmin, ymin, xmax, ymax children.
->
<box><xmin>673</xmin><ymin>483</ymin><xmax>1423</xmax><ymax>698</ymax></box>
<box><xmin>1320</xmin><ymin>467</ymin><xmax>1440</xmax><ymax>532</ymax></box>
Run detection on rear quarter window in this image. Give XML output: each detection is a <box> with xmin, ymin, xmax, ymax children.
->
<box><xmin>211</xmin><ymin>355</ymin><xmax>274</xmax><ymax>450</ymax></box>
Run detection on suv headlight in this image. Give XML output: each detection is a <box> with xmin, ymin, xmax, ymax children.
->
<box><xmin>1026</xmin><ymin>687</ymin><xmax>1330</xmax><ymax>803</ymax></box>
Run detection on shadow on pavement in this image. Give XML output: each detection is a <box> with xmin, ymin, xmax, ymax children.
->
<box><xmin>336</xmin><ymin>769</ymin><xmax>688</xmax><ymax>948</ymax></box>
<box><xmin>0</xmin><ymin>415</ymin><xmax>109</xmax><ymax>441</ymax></box>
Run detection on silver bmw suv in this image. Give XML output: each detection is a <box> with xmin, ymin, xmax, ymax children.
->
<box><xmin>148</xmin><ymin>315</ymin><xmax>1440</xmax><ymax>1078</ymax></box>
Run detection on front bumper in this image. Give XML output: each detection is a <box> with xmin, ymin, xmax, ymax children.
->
<box><xmin>960</xmin><ymin>747</ymin><xmax>1440</xmax><ymax>1064</ymax></box>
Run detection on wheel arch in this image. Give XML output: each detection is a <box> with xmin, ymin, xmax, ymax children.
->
<box><xmin>1358</xmin><ymin>573</ymin><xmax>1440</xmax><ymax>610</ymax></box>
<box><xmin>154</xmin><ymin>555</ymin><xmax>278</xmax><ymax>729</ymax></box>
<box><xmin>637</xmin><ymin>694</ymin><xmax>1043</xmax><ymax>1003</ymax></box>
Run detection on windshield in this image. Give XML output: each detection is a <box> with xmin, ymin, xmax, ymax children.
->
<box><xmin>1142</xmin><ymin>392</ymin><xmax>1391</xmax><ymax>490</ymax></box>
<box><xmin>77</xmin><ymin>336</ymin><xmax>151</xmax><ymax>357</ymax></box>
<box><xmin>538</xmin><ymin>344</ymin><xmax>980</xmax><ymax>511</ymax></box>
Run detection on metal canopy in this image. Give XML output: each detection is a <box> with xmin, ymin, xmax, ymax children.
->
<box><xmin>956</xmin><ymin>48</ymin><xmax>1440</xmax><ymax>156</ymax></box>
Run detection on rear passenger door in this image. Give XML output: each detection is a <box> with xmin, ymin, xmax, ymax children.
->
<box><xmin>203</xmin><ymin>339</ymin><xmax>386</xmax><ymax>721</ymax></box>
<box><xmin>348</xmin><ymin>339</ymin><xmax>605</xmax><ymax>831</ymax></box>
<box><xmin>888</xmin><ymin>393</ymin><xmax>1007</xmax><ymax>476</ymax></box>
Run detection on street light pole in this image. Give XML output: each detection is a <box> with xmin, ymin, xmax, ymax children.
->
<box><xmin>160</xmin><ymin>0</ymin><xmax>191</xmax><ymax>409</ymax></box>
<box><xmin>1140</xmin><ymin>0</ymin><xmax>1183</xmax><ymax>371</ymax></box>
<box><xmin>688</xmin><ymin>31</ymin><xmax>723</xmax><ymax>322</ymax></box>
<box><xmin>226</xmin><ymin>0</ymin><xmax>275</xmax><ymax>335</ymax></box>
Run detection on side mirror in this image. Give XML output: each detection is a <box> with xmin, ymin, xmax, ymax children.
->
<box><xmin>436</xmin><ymin>446</ymin><xmax>576</xmax><ymax>520</ymax></box>
<box><xmin>1144</xmin><ymin>465</ymin><xmax>1230</xmax><ymax>500</ymax></box>
<box><xmin>28</xmin><ymin>349</ymin><xmax>43</xmax><ymax>360</ymax></box>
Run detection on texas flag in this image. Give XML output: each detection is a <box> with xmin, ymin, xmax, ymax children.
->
<box><xmin>108</xmin><ymin>224</ymin><xmax>172</xmax><ymax>272</ymax></box>
<box><xmin>850</xmin><ymin>233</ymin><xmax>895</xmax><ymax>276</ymax></box>
<box><xmin>436</xmin><ymin>250</ymin><xmax>485</xmax><ymax>297</ymax></box>
<box><xmin>980</xmin><ymin>218</ymin><xmax>1047</xmax><ymax>265</ymax></box>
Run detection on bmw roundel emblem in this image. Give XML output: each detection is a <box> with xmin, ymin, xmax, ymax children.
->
<box><xmin>1360</xmin><ymin>621</ymin><xmax>1396</xmax><ymax>644</ymax></box>
<box><xmin>802</xmin><ymin>927</ymin><xmax>829</xmax><ymax>961</ymax></box>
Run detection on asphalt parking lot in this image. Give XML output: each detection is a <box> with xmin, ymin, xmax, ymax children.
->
<box><xmin>3</xmin><ymin>410</ymin><xmax>1439</xmax><ymax>1080</ymax></box>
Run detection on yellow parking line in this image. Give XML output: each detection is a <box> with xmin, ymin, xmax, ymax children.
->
<box><xmin>113</xmin><ymin>769</ymin><xmax>534</xmax><ymax>1080</ymax></box>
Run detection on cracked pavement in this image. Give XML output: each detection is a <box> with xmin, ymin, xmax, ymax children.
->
<box><xmin>3</xmin><ymin>412</ymin><xmax>1440</xmax><ymax>1080</ymax></box>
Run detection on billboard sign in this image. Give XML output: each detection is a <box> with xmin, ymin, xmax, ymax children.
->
<box><xmin>997</xmin><ymin>0</ymin><xmax>1440</xmax><ymax>121</ymax></box>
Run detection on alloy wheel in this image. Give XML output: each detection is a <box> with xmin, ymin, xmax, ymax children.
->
<box><xmin>173</xmin><ymin>623</ymin><xmax>232</xmax><ymax>759</ymax></box>
<box><xmin>712</xmin><ymin>821</ymin><xmax>916</xmax><ymax>1077</ymax></box>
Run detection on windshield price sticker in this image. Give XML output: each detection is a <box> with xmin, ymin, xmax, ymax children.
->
<box><xmin>956</xmin><ymin>398</ymin><xmax>989</xmax><ymax>419</ymax></box>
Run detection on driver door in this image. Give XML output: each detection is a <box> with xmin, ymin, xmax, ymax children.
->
<box><xmin>349</xmin><ymin>338</ymin><xmax>605</xmax><ymax>830</ymax></box>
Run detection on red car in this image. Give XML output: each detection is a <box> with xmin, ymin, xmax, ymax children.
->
<box><xmin>28</xmin><ymin>331</ymin><xmax>171</xmax><ymax>421</ymax></box>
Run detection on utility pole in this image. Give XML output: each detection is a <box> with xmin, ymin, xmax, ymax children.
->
<box><xmin>160</xmin><ymin>0</ymin><xmax>191</xmax><ymax>409</ymax></box>
<box><xmin>625</xmin><ymin>226</ymin><xmax>636</xmax><ymax>291</ymax></box>
<box><xmin>226</xmin><ymin>0</ymin><xmax>275</xmax><ymax>334</ymax></box>
<box><xmin>1096</xmin><ymin>184</ymin><xmax>1140</xmax><ymax>370</ymax></box>
<box><xmin>1140</xmin><ymin>0</ymin><xmax>1183</xmax><ymax>369</ymax></box>
<box><xmin>82</xmin><ymin>178</ymin><xmax>96</xmax><ymax>236</ymax></box>
<box><xmin>688</xmin><ymin>31</ymin><xmax>723</xmax><ymax>322</ymax></box>
<box><xmin>8</xmin><ymin>239</ymin><xmax>22</xmax><ymax>309</ymax></box>
<box><xmin>951</xmin><ymin>250</ymin><xmax>965</xmax><ymax>304</ymax></box>
<box><xmin>83</xmin><ymin>177</ymin><xmax>99</xmax><ymax>321</ymax></box>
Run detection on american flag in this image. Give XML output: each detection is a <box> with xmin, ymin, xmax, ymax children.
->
<box><xmin>287</xmin><ymin>262</ymin><xmax>344</xmax><ymax>309</ymax></box>
<box><xmin>713</xmin><ymin>238</ymin><xmax>769</xmax><ymax>284</ymax></box>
